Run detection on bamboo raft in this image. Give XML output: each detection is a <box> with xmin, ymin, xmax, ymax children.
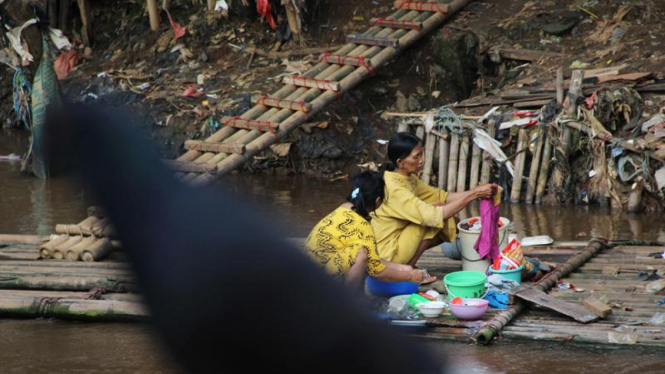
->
<box><xmin>416</xmin><ymin>240</ymin><xmax>665</xmax><ymax>347</ymax></box>
<box><xmin>0</xmin><ymin>235</ymin><xmax>144</xmax><ymax>321</ymax></box>
<box><xmin>5</xmin><ymin>233</ymin><xmax>665</xmax><ymax>348</ymax></box>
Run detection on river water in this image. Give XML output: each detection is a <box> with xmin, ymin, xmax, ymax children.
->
<box><xmin>1</xmin><ymin>130</ymin><xmax>664</xmax><ymax>373</ymax></box>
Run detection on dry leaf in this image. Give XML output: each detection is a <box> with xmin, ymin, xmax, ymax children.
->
<box><xmin>270</xmin><ymin>143</ymin><xmax>292</xmax><ymax>157</ymax></box>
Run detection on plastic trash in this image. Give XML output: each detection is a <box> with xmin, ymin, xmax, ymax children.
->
<box><xmin>487</xmin><ymin>274</ymin><xmax>519</xmax><ymax>293</ymax></box>
<box><xmin>648</xmin><ymin>312</ymin><xmax>665</xmax><ymax>326</ymax></box>
<box><xmin>646</xmin><ymin>279</ymin><xmax>665</xmax><ymax>294</ymax></box>
<box><xmin>608</xmin><ymin>332</ymin><xmax>638</xmax><ymax>345</ymax></box>
<box><xmin>521</xmin><ymin>235</ymin><xmax>554</xmax><ymax>247</ymax></box>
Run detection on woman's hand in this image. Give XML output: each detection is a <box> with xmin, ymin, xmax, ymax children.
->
<box><xmin>472</xmin><ymin>184</ymin><xmax>494</xmax><ymax>199</ymax></box>
<box><xmin>409</xmin><ymin>269</ymin><xmax>425</xmax><ymax>283</ymax></box>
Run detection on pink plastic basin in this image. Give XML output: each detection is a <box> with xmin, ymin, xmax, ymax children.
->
<box><xmin>449</xmin><ymin>298</ymin><xmax>489</xmax><ymax>320</ymax></box>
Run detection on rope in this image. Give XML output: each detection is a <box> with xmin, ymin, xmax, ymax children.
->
<box><xmin>36</xmin><ymin>297</ymin><xmax>62</xmax><ymax>318</ymax></box>
<box><xmin>319</xmin><ymin>54</ymin><xmax>373</xmax><ymax>76</ymax></box>
<box><xmin>291</xmin><ymin>75</ymin><xmax>339</xmax><ymax>92</ymax></box>
<box><xmin>435</xmin><ymin>106</ymin><xmax>464</xmax><ymax>134</ymax></box>
<box><xmin>398</xmin><ymin>1</ymin><xmax>447</xmax><ymax>13</ymax></box>
<box><xmin>371</xmin><ymin>17</ymin><xmax>422</xmax><ymax>30</ymax></box>
<box><xmin>255</xmin><ymin>95</ymin><xmax>308</xmax><ymax>111</ymax></box>
<box><xmin>225</xmin><ymin>116</ymin><xmax>277</xmax><ymax>134</ymax></box>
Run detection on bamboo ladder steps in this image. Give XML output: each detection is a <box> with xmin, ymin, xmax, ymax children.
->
<box><xmin>169</xmin><ymin>0</ymin><xmax>471</xmax><ymax>185</ymax></box>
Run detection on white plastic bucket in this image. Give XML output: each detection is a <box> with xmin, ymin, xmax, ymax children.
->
<box><xmin>456</xmin><ymin>217</ymin><xmax>510</xmax><ymax>273</ymax></box>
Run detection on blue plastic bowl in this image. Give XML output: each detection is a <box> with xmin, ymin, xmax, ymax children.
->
<box><xmin>366</xmin><ymin>276</ymin><xmax>418</xmax><ymax>297</ymax></box>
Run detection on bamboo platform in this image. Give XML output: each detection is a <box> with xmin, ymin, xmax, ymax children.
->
<box><xmin>413</xmin><ymin>241</ymin><xmax>665</xmax><ymax>347</ymax></box>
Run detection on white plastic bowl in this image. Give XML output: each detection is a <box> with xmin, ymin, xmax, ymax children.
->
<box><xmin>416</xmin><ymin>301</ymin><xmax>446</xmax><ymax>318</ymax></box>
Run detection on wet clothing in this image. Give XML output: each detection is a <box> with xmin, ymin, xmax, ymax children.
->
<box><xmin>474</xmin><ymin>193</ymin><xmax>501</xmax><ymax>261</ymax></box>
<box><xmin>372</xmin><ymin>171</ymin><xmax>457</xmax><ymax>264</ymax></box>
<box><xmin>304</xmin><ymin>206</ymin><xmax>386</xmax><ymax>278</ymax></box>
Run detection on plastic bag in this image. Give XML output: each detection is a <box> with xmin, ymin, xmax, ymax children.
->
<box><xmin>491</xmin><ymin>239</ymin><xmax>523</xmax><ymax>271</ymax></box>
<box><xmin>648</xmin><ymin>312</ymin><xmax>665</xmax><ymax>326</ymax></box>
<box><xmin>646</xmin><ymin>279</ymin><xmax>665</xmax><ymax>294</ymax></box>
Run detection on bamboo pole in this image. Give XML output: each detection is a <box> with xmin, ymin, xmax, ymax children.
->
<box><xmin>40</xmin><ymin>235</ymin><xmax>69</xmax><ymax>259</ymax></box>
<box><xmin>81</xmin><ymin>238</ymin><xmax>113</xmax><ymax>262</ymax></box>
<box><xmin>473</xmin><ymin>239</ymin><xmax>608</xmax><ymax>345</ymax></box>
<box><xmin>0</xmin><ymin>234</ymin><xmax>49</xmax><ymax>244</ymax></box>
<box><xmin>457</xmin><ymin>135</ymin><xmax>469</xmax><ymax>192</ymax></box>
<box><xmin>447</xmin><ymin>132</ymin><xmax>460</xmax><ymax>193</ymax></box>
<box><xmin>146</xmin><ymin>0</ymin><xmax>160</xmax><ymax>31</ymax></box>
<box><xmin>52</xmin><ymin>236</ymin><xmax>83</xmax><ymax>260</ymax></box>
<box><xmin>284</xmin><ymin>0</ymin><xmax>302</xmax><ymax>42</ymax></box>
<box><xmin>213</xmin><ymin>0</ymin><xmax>473</xmax><ymax>178</ymax></box>
<box><xmin>65</xmin><ymin>236</ymin><xmax>96</xmax><ymax>261</ymax></box>
<box><xmin>207</xmin><ymin>0</ymin><xmax>215</xmax><ymax>11</ymax></box>
<box><xmin>556</xmin><ymin>67</ymin><xmax>564</xmax><ymax>105</ymax></box>
<box><xmin>77</xmin><ymin>0</ymin><xmax>93</xmax><ymax>47</ymax></box>
<box><xmin>525</xmin><ymin>127</ymin><xmax>544</xmax><ymax>203</ymax></box>
<box><xmin>535</xmin><ymin>130</ymin><xmax>553</xmax><ymax>204</ymax></box>
<box><xmin>510</xmin><ymin>129</ymin><xmax>528</xmax><ymax>203</ymax></box>
<box><xmin>422</xmin><ymin>133</ymin><xmax>436</xmax><ymax>184</ymax></box>
<box><xmin>550</xmin><ymin>69</ymin><xmax>585</xmax><ymax>198</ymax></box>
<box><xmin>438</xmin><ymin>130</ymin><xmax>449</xmax><ymax>190</ymax></box>
<box><xmin>0</xmin><ymin>296</ymin><xmax>147</xmax><ymax>321</ymax></box>
<box><xmin>55</xmin><ymin>222</ymin><xmax>116</xmax><ymax>238</ymax></box>
<box><xmin>469</xmin><ymin>141</ymin><xmax>481</xmax><ymax>189</ymax></box>
<box><xmin>480</xmin><ymin>120</ymin><xmax>495</xmax><ymax>184</ymax></box>
<box><xmin>0</xmin><ymin>274</ymin><xmax>137</xmax><ymax>292</ymax></box>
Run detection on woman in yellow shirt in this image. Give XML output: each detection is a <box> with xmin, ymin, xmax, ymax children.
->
<box><xmin>304</xmin><ymin>171</ymin><xmax>435</xmax><ymax>289</ymax></box>
<box><xmin>372</xmin><ymin>133</ymin><xmax>498</xmax><ymax>266</ymax></box>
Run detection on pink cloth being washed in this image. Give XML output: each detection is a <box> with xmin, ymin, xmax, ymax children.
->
<box><xmin>473</xmin><ymin>196</ymin><xmax>500</xmax><ymax>262</ymax></box>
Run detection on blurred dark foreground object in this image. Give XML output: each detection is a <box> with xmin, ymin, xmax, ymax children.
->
<box><xmin>45</xmin><ymin>105</ymin><xmax>444</xmax><ymax>374</ymax></box>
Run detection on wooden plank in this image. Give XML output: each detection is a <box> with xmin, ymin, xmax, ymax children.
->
<box><xmin>346</xmin><ymin>34</ymin><xmax>399</xmax><ymax>48</ymax></box>
<box><xmin>221</xmin><ymin>116</ymin><xmax>280</xmax><ymax>133</ymax></box>
<box><xmin>395</xmin><ymin>1</ymin><xmax>450</xmax><ymax>13</ymax></box>
<box><xmin>596</xmin><ymin>72</ymin><xmax>652</xmax><ymax>84</ymax></box>
<box><xmin>583</xmin><ymin>296</ymin><xmax>613</xmax><ymax>318</ymax></box>
<box><xmin>510</xmin><ymin>285</ymin><xmax>599</xmax><ymax>323</ymax></box>
<box><xmin>282</xmin><ymin>76</ymin><xmax>340</xmax><ymax>92</ymax></box>
<box><xmin>251</xmin><ymin>95</ymin><xmax>312</xmax><ymax>113</ymax></box>
<box><xmin>513</xmin><ymin>99</ymin><xmax>552</xmax><ymax>109</ymax></box>
<box><xmin>184</xmin><ymin>140</ymin><xmax>245</xmax><ymax>154</ymax></box>
<box><xmin>499</xmin><ymin>49</ymin><xmax>565</xmax><ymax>62</ymax></box>
<box><xmin>369</xmin><ymin>18</ymin><xmax>423</xmax><ymax>30</ymax></box>
<box><xmin>165</xmin><ymin>160</ymin><xmax>217</xmax><ymax>174</ymax></box>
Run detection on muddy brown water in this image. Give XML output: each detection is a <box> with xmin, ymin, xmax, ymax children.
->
<box><xmin>1</xmin><ymin>131</ymin><xmax>665</xmax><ymax>372</ymax></box>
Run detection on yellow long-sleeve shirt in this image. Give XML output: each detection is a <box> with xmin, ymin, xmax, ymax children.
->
<box><xmin>371</xmin><ymin>171</ymin><xmax>457</xmax><ymax>263</ymax></box>
<box><xmin>304</xmin><ymin>206</ymin><xmax>386</xmax><ymax>278</ymax></box>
